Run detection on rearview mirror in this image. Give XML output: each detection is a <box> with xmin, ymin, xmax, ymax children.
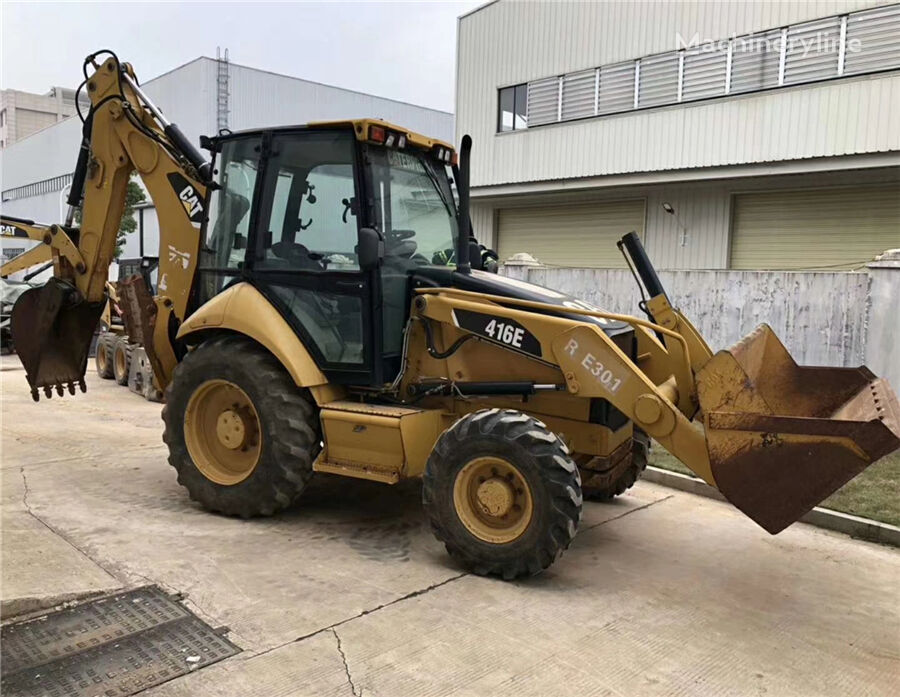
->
<box><xmin>357</xmin><ymin>227</ymin><xmax>384</xmax><ymax>270</ymax></box>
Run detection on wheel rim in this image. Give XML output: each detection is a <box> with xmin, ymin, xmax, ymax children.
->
<box><xmin>115</xmin><ymin>347</ymin><xmax>125</xmax><ymax>376</ymax></box>
<box><xmin>184</xmin><ymin>379</ymin><xmax>262</xmax><ymax>485</ymax></box>
<box><xmin>453</xmin><ymin>456</ymin><xmax>534</xmax><ymax>544</ymax></box>
<box><xmin>97</xmin><ymin>343</ymin><xmax>108</xmax><ymax>372</ymax></box>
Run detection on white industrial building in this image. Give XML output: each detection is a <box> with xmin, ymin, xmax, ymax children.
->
<box><xmin>458</xmin><ymin>1</ymin><xmax>900</xmax><ymax>270</ymax></box>
<box><xmin>1</xmin><ymin>54</ymin><xmax>453</xmax><ymax>273</ymax></box>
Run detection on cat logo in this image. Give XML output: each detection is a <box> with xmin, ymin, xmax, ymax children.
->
<box><xmin>166</xmin><ymin>172</ymin><xmax>204</xmax><ymax>228</ymax></box>
<box><xmin>1</xmin><ymin>223</ymin><xmax>29</xmax><ymax>238</ymax></box>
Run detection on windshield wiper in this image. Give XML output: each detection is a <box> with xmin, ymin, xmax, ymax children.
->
<box><xmin>421</xmin><ymin>160</ymin><xmax>454</xmax><ymax>217</ymax></box>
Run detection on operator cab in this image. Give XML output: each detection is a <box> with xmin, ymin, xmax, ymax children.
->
<box><xmin>198</xmin><ymin>119</ymin><xmax>628</xmax><ymax>386</ymax></box>
<box><xmin>198</xmin><ymin>120</ymin><xmax>461</xmax><ymax>385</ymax></box>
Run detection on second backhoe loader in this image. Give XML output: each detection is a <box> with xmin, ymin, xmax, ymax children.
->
<box><xmin>6</xmin><ymin>51</ymin><xmax>899</xmax><ymax>578</ymax></box>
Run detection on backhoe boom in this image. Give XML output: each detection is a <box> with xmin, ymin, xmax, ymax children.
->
<box><xmin>9</xmin><ymin>51</ymin><xmax>209</xmax><ymax>398</ymax></box>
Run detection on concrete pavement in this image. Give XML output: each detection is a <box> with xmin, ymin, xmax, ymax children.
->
<box><xmin>2</xmin><ymin>354</ymin><xmax>898</xmax><ymax>696</ymax></box>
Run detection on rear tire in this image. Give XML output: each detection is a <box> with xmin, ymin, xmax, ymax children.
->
<box><xmin>95</xmin><ymin>334</ymin><xmax>115</xmax><ymax>379</ymax></box>
<box><xmin>162</xmin><ymin>335</ymin><xmax>320</xmax><ymax>517</ymax></box>
<box><xmin>113</xmin><ymin>338</ymin><xmax>133</xmax><ymax>385</ymax></box>
<box><xmin>423</xmin><ymin>409</ymin><xmax>582</xmax><ymax>579</ymax></box>
<box><xmin>578</xmin><ymin>429</ymin><xmax>649</xmax><ymax>502</ymax></box>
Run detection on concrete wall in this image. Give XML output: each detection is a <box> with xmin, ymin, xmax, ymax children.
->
<box><xmin>503</xmin><ymin>261</ymin><xmax>899</xmax><ymax>390</ymax></box>
<box><xmin>0</xmin><ymin>87</ymin><xmax>83</xmax><ymax>147</ymax></box>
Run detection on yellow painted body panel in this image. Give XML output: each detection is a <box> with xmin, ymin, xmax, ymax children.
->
<box><xmin>177</xmin><ymin>282</ymin><xmax>328</xmax><ymax>389</ymax></box>
<box><xmin>316</xmin><ymin>401</ymin><xmax>446</xmax><ymax>482</ymax></box>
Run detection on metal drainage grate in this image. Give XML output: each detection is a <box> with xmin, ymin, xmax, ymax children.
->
<box><xmin>1</xmin><ymin>586</ymin><xmax>240</xmax><ymax>697</ymax></box>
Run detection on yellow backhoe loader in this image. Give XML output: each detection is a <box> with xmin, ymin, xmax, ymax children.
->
<box><xmin>6</xmin><ymin>52</ymin><xmax>899</xmax><ymax>578</ymax></box>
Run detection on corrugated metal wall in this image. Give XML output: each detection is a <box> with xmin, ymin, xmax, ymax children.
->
<box><xmin>470</xmin><ymin>167</ymin><xmax>899</xmax><ymax>269</ymax></box>
<box><xmin>227</xmin><ymin>63</ymin><xmax>454</xmax><ymax>143</ymax></box>
<box><xmin>1</xmin><ymin>57</ymin><xmax>453</xmax><ymax>241</ymax></box>
<box><xmin>457</xmin><ymin>0</ymin><xmax>899</xmax><ymax>187</ymax></box>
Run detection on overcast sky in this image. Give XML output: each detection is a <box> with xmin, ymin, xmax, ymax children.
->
<box><xmin>1</xmin><ymin>1</ymin><xmax>484</xmax><ymax>113</ymax></box>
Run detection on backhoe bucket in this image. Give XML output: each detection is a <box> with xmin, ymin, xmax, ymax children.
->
<box><xmin>696</xmin><ymin>324</ymin><xmax>900</xmax><ymax>534</ymax></box>
<box><xmin>10</xmin><ymin>278</ymin><xmax>105</xmax><ymax>400</ymax></box>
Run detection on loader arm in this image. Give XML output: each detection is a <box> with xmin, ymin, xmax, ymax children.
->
<box><xmin>1</xmin><ymin>217</ymin><xmax>64</xmax><ymax>279</ymax></box>
<box><xmin>413</xmin><ymin>275</ymin><xmax>899</xmax><ymax>535</ymax></box>
<box><xmin>8</xmin><ymin>51</ymin><xmax>209</xmax><ymax>399</ymax></box>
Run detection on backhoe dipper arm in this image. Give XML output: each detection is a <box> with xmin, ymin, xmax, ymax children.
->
<box><xmin>9</xmin><ymin>51</ymin><xmax>209</xmax><ymax>397</ymax></box>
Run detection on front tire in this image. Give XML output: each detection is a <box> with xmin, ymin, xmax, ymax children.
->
<box><xmin>423</xmin><ymin>409</ymin><xmax>582</xmax><ymax>579</ymax></box>
<box><xmin>162</xmin><ymin>335</ymin><xmax>320</xmax><ymax>517</ymax></box>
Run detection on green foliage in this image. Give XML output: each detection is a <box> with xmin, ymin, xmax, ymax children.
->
<box><xmin>119</xmin><ymin>180</ymin><xmax>147</xmax><ymax>258</ymax></box>
<box><xmin>73</xmin><ymin>176</ymin><xmax>147</xmax><ymax>259</ymax></box>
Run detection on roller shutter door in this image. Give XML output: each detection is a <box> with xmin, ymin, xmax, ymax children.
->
<box><xmin>497</xmin><ymin>199</ymin><xmax>645</xmax><ymax>267</ymax></box>
<box><xmin>730</xmin><ymin>185</ymin><xmax>900</xmax><ymax>270</ymax></box>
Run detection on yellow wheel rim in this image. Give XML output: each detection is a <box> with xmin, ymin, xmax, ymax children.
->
<box><xmin>115</xmin><ymin>346</ymin><xmax>126</xmax><ymax>376</ymax></box>
<box><xmin>453</xmin><ymin>456</ymin><xmax>534</xmax><ymax>544</ymax></box>
<box><xmin>184</xmin><ymin>379</ymin><xmax>262</xmax><ymax>486</ymax></box>
<box><xmin>97</xmin><ymin>344</ymin><xmax>108</xmax><ymax>372</ymax></box>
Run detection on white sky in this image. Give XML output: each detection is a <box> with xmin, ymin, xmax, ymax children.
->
<box><xmin>0</xmin><ymin>0</ymin><xmax>484</xmax><ymax>113</ymax></box>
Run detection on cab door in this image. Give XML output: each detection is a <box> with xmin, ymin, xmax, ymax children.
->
<box><xmin>248</xmin><ymin>129</ymin><xmax>378</xmax><ymax>385</ymax></box>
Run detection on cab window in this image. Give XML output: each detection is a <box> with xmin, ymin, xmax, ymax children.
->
<box><xmin>256</xmin><ymin>131</ymin><xmax>359</xmax><ymax>272</ymax></box>
<box><xmin>198</xmin><ymin>136</ymin><xmax>260</xmax><ymax>302</ymax></box>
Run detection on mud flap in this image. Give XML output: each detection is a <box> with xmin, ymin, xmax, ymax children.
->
<box><xmin>697</xmin><ymin>324</ymin><xmax>900</xmax><ymax>534</ymax></box>
<box><xmin>10</xmin><ymin>278</ymin><xmax>106</xmax><ymax>400</ymax></box>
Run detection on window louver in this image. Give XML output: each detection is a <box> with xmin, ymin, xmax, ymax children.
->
<box><xmin>527</xmin><ymin>77</ymin><xmax>561</xmax><ymax>127</ymax></box>
<box><xmin>784</xmin><ymin>17</ymin><xmax>842</xmax><ymax>85</ymax></box>
<box><xmin>730</xmin><ymin>29</ymin><xmax>783</xmax><ymax>94</ymax></box>
<box><xmin>561</xmin><ymin>69</ymin><xmax>596</xmax><ymax>120</ymax></box>
<box><xmin>681</xmin><ymin>48</ymin><xmax>728</xmax><ymax>101</ymax></box>
<box><xmin>844</xmin><ymin>4</ymin><xmax>900</xmax><ymax>75</ymax></box>
<box><xmin>598</xmin><ymin>61</ymin><xmax>635</xmax><ymax>115</ymax></box>
<box><xmin>638</xmin><ymin>52</ymin><xmax>679</xmax><ymax>108</ymax></box>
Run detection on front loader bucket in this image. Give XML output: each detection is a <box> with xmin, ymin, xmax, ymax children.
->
<box><xmin>696</xmin><ymin>324</ymin><xmax>900</xmax><ymax>534</ymax></box>
<box><xmin>10</xmin><ymin>278</ymin><xmax>105</xmax><ymax>400</ymax></box>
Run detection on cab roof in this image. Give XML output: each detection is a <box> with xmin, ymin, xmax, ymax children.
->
<box><xmin>311</xmin><ymin>118</ymin><xmax>454</xmax><ymax>152</ymax></box>
<box><xmin>213</xmin><ymin>119</ymin><xmax>454</xmax><ymax>153</ymax></box>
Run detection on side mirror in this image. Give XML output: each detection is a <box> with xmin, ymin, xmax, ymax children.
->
<box><xmin>468</xmin><ymin>240</ymin><xmax>483</xmax><ymax>270</ymax></box>
<box><xmin>357</xmin><ymin>227</ymin><xmax>384</xmax><ymax>270</ymax></box>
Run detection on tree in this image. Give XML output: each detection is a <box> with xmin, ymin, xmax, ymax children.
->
<box><xmin>118</xmin><ymin>180</ymin><xmax>147</xmax><ymax>259</ymax></box>
<box><xmin>74</xmin><ymin>176</ymin><xmax>147</xmax><ymax>259</ymax></box>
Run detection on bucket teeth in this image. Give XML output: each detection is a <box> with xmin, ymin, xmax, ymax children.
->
<box><xmin>31</xmin><ymin>381</ymin><xmax>86</xmax><ymax>401</ymax></box>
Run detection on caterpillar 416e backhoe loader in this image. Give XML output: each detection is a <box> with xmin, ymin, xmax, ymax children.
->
<box><xmin>5</xmin><ymin>52</ymin><xmax>899</xmax><ymax>578</ymax></box>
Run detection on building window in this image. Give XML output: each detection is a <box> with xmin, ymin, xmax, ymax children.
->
<box><xmin>497</xmin><ymin>84</ymin><xmax>527</xmax><ymax>132</ymax></box>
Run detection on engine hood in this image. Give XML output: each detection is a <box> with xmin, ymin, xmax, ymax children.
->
<box><xmin>412</xmin><ymin>267</ymin><xmax>632</xmax><ymax>338</ymax></box>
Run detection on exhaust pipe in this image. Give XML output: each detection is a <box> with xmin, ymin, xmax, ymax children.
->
<box><xmin>454</xmin><ymin>135</ymin><xmax>473</xmax><ymax>275</ymax></box>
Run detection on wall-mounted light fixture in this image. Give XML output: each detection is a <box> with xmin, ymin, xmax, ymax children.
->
<box><xmin>661</xmin><ymin>201</ymin><xmax>688</xmax><ymax>247</ymax></box>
